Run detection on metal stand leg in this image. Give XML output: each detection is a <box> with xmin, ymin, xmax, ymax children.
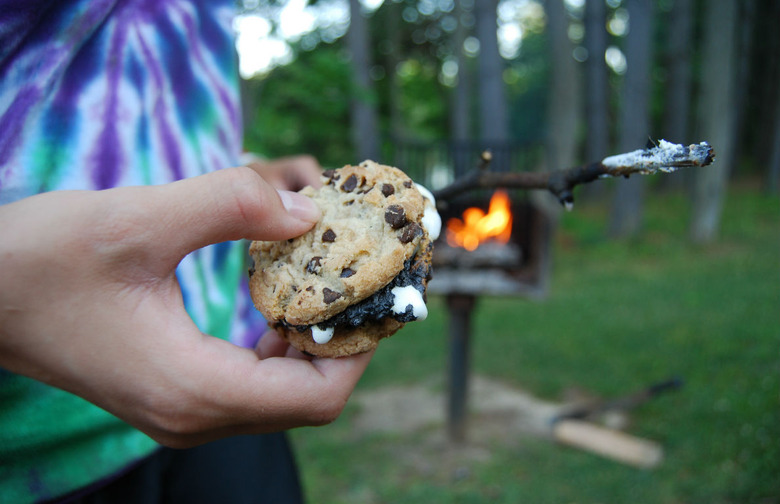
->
<box><xmin>446</xmin><ymin>294</ymin><xmax>476</xmax><ymax>443</ymax></box>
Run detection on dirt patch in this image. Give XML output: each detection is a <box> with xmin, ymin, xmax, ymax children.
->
<box><xmin>349</xmin><ymin>375</ymin><xmax>655</xmax><ymax>477</ymax></box>
<box><xmin>348</xmin><ymin>376</ymin><xmax>568</xmax><ymax>481</ymax></box>
<box><xmin>351</xmin><ymin>375</ymin><xmax>566</xmax><ymax>441</ymax></box>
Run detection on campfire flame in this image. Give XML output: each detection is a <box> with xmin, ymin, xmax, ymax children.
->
<box><xmin>446</xmin><ymin>190</ymin><xmax>513</xmax><ymax>251</ymax></box>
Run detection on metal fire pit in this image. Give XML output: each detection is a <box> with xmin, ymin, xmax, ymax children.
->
<box><xmin>428</xmin><ymin>195</ymin><xmax>553</xmax><ymax>442</ymax></box>
<box><xmin>429</xmin><ymin>197</ymin><xmax>552</xmax><ymax>298</ymax></box>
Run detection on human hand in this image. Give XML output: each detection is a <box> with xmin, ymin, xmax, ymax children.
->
<box><xmin>0</xmin><ymin>167</ymin><xmax>373</xmax><ymax>448</ymax></box>
<box><xmin>244</xmin><ymin>154</ymin><xmax>323</xmax><ymax>191</ymax></box>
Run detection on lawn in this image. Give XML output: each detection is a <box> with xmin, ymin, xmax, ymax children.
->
<box><xmin>290</xmin><ymin>181</ymin><xmax>779</xmax><ymax>504</ymax></box>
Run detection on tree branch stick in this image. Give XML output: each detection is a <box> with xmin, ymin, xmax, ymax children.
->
<box><xmin>433</xmin><ymin>141</ymin><xmax>715</xmax><ymax>210</ymax></box>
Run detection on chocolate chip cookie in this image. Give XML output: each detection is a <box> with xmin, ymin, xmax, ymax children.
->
<box><xmin>248</xmin><ymin>160</ymin><xmax>439</xmax><ymax>357</ymax></box>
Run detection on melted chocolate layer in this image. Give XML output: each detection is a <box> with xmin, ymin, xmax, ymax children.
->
<box><xmin>279</xmin><ymin>250</ymin><xmax>432</xmax><ymax>334</ymax></box>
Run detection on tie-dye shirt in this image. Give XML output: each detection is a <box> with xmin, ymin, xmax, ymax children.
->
<box><xmin>0</xmin><ymin>1</ymin><xmax>266</xmax><ymax>501</ymax></box>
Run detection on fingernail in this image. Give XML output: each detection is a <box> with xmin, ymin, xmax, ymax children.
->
<box><xmin>277</xmin><ymin>190</ymin><xmax>320</xmax><ymax>223</ymax></box>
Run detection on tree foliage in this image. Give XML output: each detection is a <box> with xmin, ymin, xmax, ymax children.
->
<box><xmin>243</xmin><ymin>43</ymin><xmax>353</xmax><ymax>165</ymax></box>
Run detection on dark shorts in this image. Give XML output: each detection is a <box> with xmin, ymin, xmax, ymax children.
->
<box><xmin>49</xmin><ymin>433</ymin><xmax>304</xmax><ymax>504</ymax></box>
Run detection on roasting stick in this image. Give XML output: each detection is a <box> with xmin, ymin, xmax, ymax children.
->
<box><xmin>433</xmin><ymin>140</ymin><xmax>715</xmax><ymax>210</ymax></box>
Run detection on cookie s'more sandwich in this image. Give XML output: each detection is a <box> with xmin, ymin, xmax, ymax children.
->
<box><xmin>248</xmin><ymin>160</ymin><xmax>441</xmax><ymax>357</ymax></box>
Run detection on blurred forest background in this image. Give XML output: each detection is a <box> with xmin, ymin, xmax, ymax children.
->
<box><xmin>237</xmin><ymin>0</ymin><xmax>780</xmax><ymax>242</ymax></box>
<box><xmin>235</xmin><ymin>0</ymin><xmax>778</xmax><ymax>502</ymax></box>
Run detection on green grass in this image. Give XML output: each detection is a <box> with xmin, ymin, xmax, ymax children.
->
<box><xmin>290</xmin><ymin>183</ymin><xmax>779</xmax><ymax>504</ymax></box>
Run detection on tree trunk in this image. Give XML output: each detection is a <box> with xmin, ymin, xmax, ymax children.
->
<box><xmin>752</xmin><ymin>0</ymin><xmax>780</xmax><ymax>193</ymax></box>
<box><xmin>659</xmin><ymin>0</ymin><xmax>693</xmax><ymax>191</ymax></box>
<box><xmin>689</xmin><ymin>0</ymin><xmax>738</xmax><ymax>243</ymax></box>
<box><xmin>584</xmin><ymin>0</ymin><xmax>608</xmax><ymax>157</ymax></box>
<box><xmin>239</xmin><ymin>76</ymin><xmax>259</xmax><ymax>142</ymax></box>
<box><xmin>387</xmin><ymin>0</ymin><xmax>405</xmax><ymax>142</ymax></box>
<box><xmin>474</xmin><ymin>0</ymin><xmax>509</xmax><ymax>170</ymax></box>
<box><xmin>729</xmin><ymin>0</ymin><xmax>757</xmax><ymax>177</ymax></box>
<box><xmin>768</xmin><ymin>83</ymin><xmax>780</xmax><ymax>194</ymax></box>
<box><xmin>348</xmin><ymin>0</ymin><xmax>380</xmax><ymax>162</ymax></box>
<box><xmin>539</xmin><ymin>0</ymin><xmax>581</xmax><ymax>217</ymax></box>
<box><xmin>451</xmin><ymin>0</ymin><xmax>474</xmax><ymax>177</ymax></box>
<box><xmin>583</xmin><ymin>0</ymin><xmax>609</xmax><ymax>197</ymax></box>
<box><xmin>545</xmin><ymin>0</ymin><xmax>581</xmax><ymax>173</ymax></box>
<box><xmin>609</xmin><ymin>0</ymin><xmax>653</xmax><ymax>239</ymax></box>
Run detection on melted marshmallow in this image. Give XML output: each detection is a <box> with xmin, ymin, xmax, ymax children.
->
<box><xmin>422</xmin><ymin>207</ymin><xmax>441</xmax><ymax>241</ymax></box>
<box><xmin>415</xmin><ymin>183</ymin><xmax>442</xmax><ymax>241</ymax></box>
<box><xmin>601</xmin><ymin>139</ymin><xmax>691</xmax><ymax>173</ymax></box>
<box><xmin>415</xmin><ymin>184</ymin><xmax>436</xmax><ymax>206</ymax></box>
<box><xmin>311</xmin><ymin>325</ymin><xmax>335</xmax><ymax>344</ymax></box>
<box><xmin>391</xmin><ymin>286</ymin><xmax>428</xmax><ymax>321</ymax></box>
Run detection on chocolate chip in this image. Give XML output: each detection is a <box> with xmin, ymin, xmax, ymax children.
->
<box><xmin>306</xmin><ymin>256</ymin><xmax>322</xmax><ymax>274</ymax></box>
<box><xmin>403</xmin><ymin>180</ymin><xmax>412</xmax><ymax>188</ymax></box>
<box><xmin>322</xmin><ymin>229</ymin><xmax>337</xmax><ymax>242</ymax></box>
<box><xmin>399</xmin><ymin>222</ymin><xmax>423</xmax><ymax>243</ymax></box>
<box><xmin>306</xmin><ymin>286</ymin><xmax>315</xmax><ymax>292</ymax></box>
<box><xmin>323</xmin><ymin>288</ymin><xmax>342</xmax><ymax>304</ymax></box>
<box><xmin>381</xmin><ymin>184</ymin><xmax>395</xmax><ymax>197</ymax></box>
<box><xmin>248</xmin><ymin>266</ymin><xmax>255</xmax><ymax>277</ymax></box>
<box><xmin>341</xmin><ymin>174</ymin><xmax>358</xmax><ymax>192</ymax></box>
<box><xmin>323</xmin><ymin>169</ymin><xmax>339</xmax><ymax>182</ymax></box>
<box><xmin>384</xmin><ymin>204</ymin><xmax>407</xmax><ymax>229</ymax></box>
<box><xmin>340</xmin><ymin>267</ymin><xmax>356</xmax><ymax>278</ymax></box>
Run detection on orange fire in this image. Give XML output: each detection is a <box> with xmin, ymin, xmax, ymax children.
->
<box><xmin>446</xmin><ymin>190</ymin><xmax>513</xmax><ymax>251</ymax></box>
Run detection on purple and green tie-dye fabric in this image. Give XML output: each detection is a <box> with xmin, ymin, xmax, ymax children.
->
<box><xmin>0</xmin><ymin>1</ymin><xmax>267</xmax><ymax>501</ymax></box>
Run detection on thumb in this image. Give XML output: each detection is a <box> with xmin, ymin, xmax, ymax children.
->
<box><xmin>146</xmin><ymin>167</ymin><xmax>320</xmax><ymax>259</ymax></box>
